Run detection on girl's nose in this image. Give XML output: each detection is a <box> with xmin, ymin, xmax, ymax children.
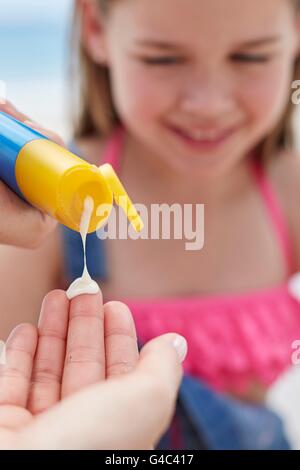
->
<box><xmin>179</xmin><ymin>76</ymin><xmax>234</xmax><ymax>121</ymax></box>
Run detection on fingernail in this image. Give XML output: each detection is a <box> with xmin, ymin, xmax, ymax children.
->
<box><xmin>172</xmin><ymin>335</ymin><xmax>188</xmax><ymax>363</ymax></box>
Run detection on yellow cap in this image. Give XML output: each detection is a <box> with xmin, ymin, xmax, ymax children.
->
<box><xmin>15</xmin><ymin>139</ymin><xmax>143</xmax><ymax>233</ymax></box>
<box><xmin>99</xmin><ymin>163</ymin><xmax>144</xmax><ymax>233</ymax></box>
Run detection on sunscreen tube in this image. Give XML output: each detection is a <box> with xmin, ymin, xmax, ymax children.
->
<box><xmin>0</xmin><ymin>111</ymin><xmax>143</xmax><ymax>233</ymax></box>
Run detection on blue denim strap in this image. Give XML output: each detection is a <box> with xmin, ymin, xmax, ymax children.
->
<box><xmin>177</xmin><ymin>375</ymin><xmax>290</xmax><ymax>450</ymax></box>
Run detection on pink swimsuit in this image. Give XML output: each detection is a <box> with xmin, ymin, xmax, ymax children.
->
<box><xmin>103</xmin><ymin>127</ymin><xmax>300</xmax><ymax>394</ymax></box>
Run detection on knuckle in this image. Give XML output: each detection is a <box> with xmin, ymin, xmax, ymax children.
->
<box><xmin>65</xmin><ymin>345</ymin><xmax>104</xmax><ymax>366</ymax></box>
<box><xmin>1</xmin><ymin>365</ymin><xmax>30</xmax><ymax>382</ymax></box>
<box><xmin>106</xmin><ymin>360</ymin><xmax>134</xmax><ymax>377</ymax></box>
<box><xmin>32</xmin><ymin>364</ymin><xmax>61</xmax><ymax>385</ymax></box>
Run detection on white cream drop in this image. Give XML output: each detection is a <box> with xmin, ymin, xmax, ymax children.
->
<box><xmin>66</xmin><ymin>196</ymin><xmax>100</xmax><ymax>300</ymax></box>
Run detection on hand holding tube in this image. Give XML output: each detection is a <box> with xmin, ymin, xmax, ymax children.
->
<box><xmin>0</xmin><ymin>102</ymin><xmax>143</xmax><ymax>238</ymax></box>
<box><xmin>0</xmin><ymin>102</ymin><xmax>62</xmax><ymax>248</ymax></box>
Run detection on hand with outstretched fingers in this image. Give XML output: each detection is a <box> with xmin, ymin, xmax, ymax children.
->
<box><xmin>0</xmin><ymin>290</ymin><xmax>186</xmax><ymax>449</ymax></box>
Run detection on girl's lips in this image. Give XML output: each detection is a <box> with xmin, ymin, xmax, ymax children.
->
<box><xmin>167</xmin><ymin>125</ymin><xmax>239</xmax><ymax>151</ymax></box>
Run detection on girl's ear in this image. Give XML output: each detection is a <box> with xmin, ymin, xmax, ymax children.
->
<box><xmin>77</xmin><ymin>0</ymin><xmax>109</xmax><ymax>65</ymax></box>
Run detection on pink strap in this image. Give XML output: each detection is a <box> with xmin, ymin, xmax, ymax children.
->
<box><xmin>251</xmin><ymin>158</ymin><xmax>295</xmax><ymax>275</ymax></box>
<box><xmin>102</xmin><ymin>126</ymin><xmax>124</xmax><ymax>172</ymax></box>
<box><xmin>102</xmin><ymin>130</ymin><xmax>295</xmax><ymax>275</ymax></box>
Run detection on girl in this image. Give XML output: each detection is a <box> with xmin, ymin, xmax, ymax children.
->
<box><xmin>2</xmin><ymin>0</ymin><xmax>300</xmax><ymax>448</ymax></box>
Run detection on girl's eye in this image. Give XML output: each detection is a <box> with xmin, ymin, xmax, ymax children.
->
<box><xmin>141</xmin><ymin>57</ymin><xmax>183</xmax><ymax>66</ymax></box>
<box><xmin>231</xmin><ymin>53</ymin><xmax>271</xmax><ymax>64</ymax></box>
<box><xmin>141</xmin><ymin>54</ymin><xmax>271</xmax><ymax>66</ymax></box>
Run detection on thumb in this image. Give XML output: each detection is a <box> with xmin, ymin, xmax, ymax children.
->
<box><xmin>138</xmin><ymin>332</ymin><xmax>187</xmax><ymax>380</ymax></box>
<box><xmin>130</xmin><ymin>332</ymin><xmax>187</xmax><ymax>447</ymax></box>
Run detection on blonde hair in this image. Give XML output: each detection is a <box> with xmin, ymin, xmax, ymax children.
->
<box><xmin>72</xmin><ymin>0</ymin><xmax>118</xmax><ymax>139</ymax></box>
<box><xmin>72</xmin><ymin>0</ymin><xmax>300</xmax><ymax>159</ymax></box>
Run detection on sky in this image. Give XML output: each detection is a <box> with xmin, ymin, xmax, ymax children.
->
<box><xmin>0</xmin><ymin>0</ymin><xmax>74</xmax><ymax>80</ymax></box>
<box><xmin>0</xmin><ymin>0</ymin><xmax>73</xmax><ymax>26</ymax></box>
<box><xmin>0</xmin><ymin>0</ymin><xmax>74</xmax><ymax>137</ymax></box>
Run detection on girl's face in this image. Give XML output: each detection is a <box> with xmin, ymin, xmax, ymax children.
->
<box><xmin>87</xmin><ymin>0</ymin><xmax>300</xmax><ymax>175</ymax></box>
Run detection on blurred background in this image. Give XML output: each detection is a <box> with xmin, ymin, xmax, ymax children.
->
<box><xmin>0</xmin><ymin>0</ymin><xmax>73</xmax><ymax>139</ymax></box>
<box><xmin>1</xmin><ymin>0</ymin><xmax>300</xmax><ymax>449</ymax></box>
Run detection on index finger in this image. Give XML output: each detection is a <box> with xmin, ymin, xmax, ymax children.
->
<box><xmin>0</xmin><ymin>100</ymin><xmax>65</xmax><ymax>146</ymax></box>
<box><xmin>0</xmin><ymin>101</ymin><xmax>30</xmax><ymax>122</ymax></box>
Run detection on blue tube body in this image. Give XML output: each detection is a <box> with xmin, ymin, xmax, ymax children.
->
<box><xmin>0</xmin><ymin>111</ymin><xmax>47</xmax><ymax>197</ymax></box>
